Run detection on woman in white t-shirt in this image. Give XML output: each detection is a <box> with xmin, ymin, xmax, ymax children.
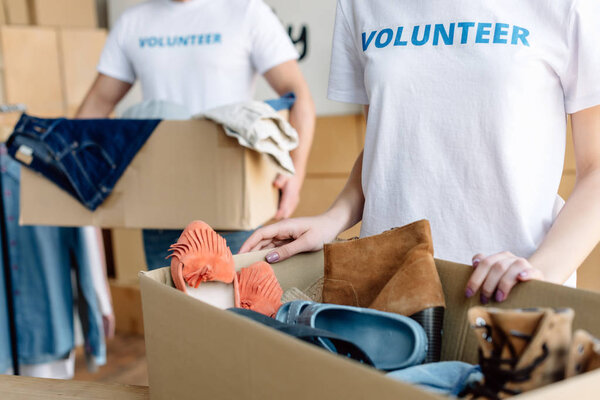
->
<box><xmin>241</xmin><ymin>0</ymin><xmax>600</xmax><ymax>303</ymax></box>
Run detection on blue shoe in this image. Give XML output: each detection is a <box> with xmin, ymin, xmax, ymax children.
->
<box><xmin>275</xmin><ymin>300</ymin><xmax>314</xmax><ymax>324</ymax></box>
<box><xmin>297</xmin><ymin>303</ymin><xmax>428</xmax><ymax>371</ymax></box>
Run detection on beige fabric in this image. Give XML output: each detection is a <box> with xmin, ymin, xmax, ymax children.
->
<box><xmin>199</xmin><ymin>101</ymin><xmax>299</xmax><ymax>174</ymax></box>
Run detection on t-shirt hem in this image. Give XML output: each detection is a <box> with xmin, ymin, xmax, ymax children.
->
<box><xmin>97</xmin><ymin>65</ymin><xmax>136</xmax><ymax>84</ymax></box>
<box><xmin>327</xmin><ymin>88</ymin><xmax>369</xmax><ymax>105</ymax></box>
<box><xmin>256</xmin><ymin>52</ymin><xmax>299</xmax><ymax>75</ymax></box>
<box><xmin>565</xmin><ymin>91</ymin><xmax>600</xmax><ymax>114</ymax></box>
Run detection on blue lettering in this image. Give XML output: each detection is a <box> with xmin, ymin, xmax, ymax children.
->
<box><xmin>411</xmin><ymin>25</ymin><xmax>431</xmax><ymax>46</ymax></box>
<box><xmin>139</xmin><ymin>38</ymin><xmax>148</xmax><ymax>48</ymax></box>
<box><xmin>433</xmin><ymin>23</ymin><xmax>455</xmax><ymax>46</ymax></box>
<box><xmin>189</xmin><ymin>35</ymin><xmax>196</xmax><ymax>45</ymax></box>
<box><xmin>476</xmin><ymin>23</ymin><xmax>492</xmax><ymax>44</ymax></box>
<box><xmin>375</xmin><ymin>29</ymin><xmax>394</xmax><ymax>48</ymax></box>
<box><xmin>149</xmin><ymin>38</ymin><xmax>158</xmax><ymax>47</ymax></box>
<box><xmin>457</xmin><ymin>22</ymin><xmax>475</xmax><ymax>44</ymax></box>
<box><xmin>177</xmin><ymin>36</ymin><xmax>189</xmax><ymax>46</ymax></box>
<box><xmin>512</xmin><ymin>26</ymin><xmax>530</xmax><ymax>46</ymax></box>
<box><xmin>394</xmin><ymin>27</ymin><xmax>408</xmax><ymax>46</ymax></box>
<box><xmin>493</xmin><ymin>23</ymin><xmax>509</xmax><ymax>44</ymax></box>
<box><xmin>167</xmin><ymin>37</ymin><xmax>177</xmax><ymax>46</ymax></box>
<box><xmin>197</xmin><ymin>35</ymin><xmax>204</xmax><ymax>44</ymax></box>
<box><xmin>214</xmin><ymin>33</ymin><xmax>222</xmax><ymax>43</ymax></box>
<box><xmin>362</xmin><ymin>31</ymin><xmax>377</xmax><ymax>51</ymax></box>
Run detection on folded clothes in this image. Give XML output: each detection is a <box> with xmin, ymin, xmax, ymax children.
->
<box><xmin>199</xmin><ymin>101</ymin><xmax>299</xmax><ymax>174</ymax></box>
<box><xmin>6</xmin><ymin>114</ymin><xmax>160</xmax><ymax>211</ymax></box>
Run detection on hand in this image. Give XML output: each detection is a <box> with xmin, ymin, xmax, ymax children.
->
<box><xmin>465</xmin><ymin>251</ymin><xmax>544</xmax><ymax>303</ymax></box>
<box><xmin>273</xmin><ymin>173</ymin><xmax>302</xmax><ymax>220</ymax></box>
<box><xmin>102</xmin><ymin>314</ymin><xmax>115</xmax><ymax>339</ymax></box>
<box><xmin>239</xmin><ymin>214</ymin><xmax>341</xmax><ymax>262</ymax></box>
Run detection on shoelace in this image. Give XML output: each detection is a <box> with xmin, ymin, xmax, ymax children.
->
<box><xmin>460</xmin><ymin>323</ymin><xmax>549</xmax><ymax>399</ymax></box>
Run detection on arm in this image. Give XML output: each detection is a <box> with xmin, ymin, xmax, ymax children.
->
<box><xmin>75</xmin><ymin>73</ymin><xmax>132</xmax><ymax>118</ymax></box>
<box><xmin>263</xmin><ymin>60</ymin><xmax>316</xmax><ymax>219</ymax></box>
<box><xmin>466</xmin><ymin>105</ymin><xmax>600</xmax><ymax>302</ymax></box>
<box><xmin>239</xmin><ymin>106</ymin><xmax>369</xmax><ymax>261</ymax></box>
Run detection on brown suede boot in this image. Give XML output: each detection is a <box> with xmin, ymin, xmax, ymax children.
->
<box><xmin>466</xmin><ymin>307</ymin><xmax>573</xmax><ymax>399</ymax></box>
<box><xmin>566</xmin><ymin>330</ymin><xmax>600</xmax><ymax>378</ymax></box>
<box><xmin>323</xmin><ymin>220</ymin><xmax>445</xmax><ymax>362</ymax></box>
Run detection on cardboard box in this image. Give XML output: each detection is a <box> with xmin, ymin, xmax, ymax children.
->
<box><xmin>306</xmin><ymin>114</ymin><xmax>364</xmax><ymax>174</ymax></box>
<box><xmin>58</xmin><ymin>28</ymin><xmax>107</xmax><ymax>117</ymax></box>
<box><xmin>110</xmin><ymin>280</ymin><xmax>144</xmax><ymax>336</ymax></box>
<box><xmin>139</xmin><ymin>250</ymin><xmax>600</xmax><ymax>400</ymax></box>
<box><xmin>2</xmin><ymin>0</ymin><xmax>31</xmax><ymax>25</ymax></box>
<box><xmin>0</xmin><ymin>26</ymin><xmax>65</xmax><ymax>121</ymax></box>
<box><xmin>28</xmin><ymin>0</ymin><xmax>97</xmax><ymax>28</ymax></box>
<box><xmin>19</xmin><ymin>120</ymin><xmax>281</xmax><ymax>230</ymax></box>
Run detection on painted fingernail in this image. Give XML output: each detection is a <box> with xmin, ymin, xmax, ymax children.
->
<box><xmin>266</xmin><ymin>252</ymin><xmax>280</xmax><ymax>263</ymax></box>
<box><xmin>465</xmin><ymin>288</ymin><xmax>474</xmax><ymax>298</ymax></box>
<box><xmin>473</xmin><ymin>259</ymin><xmax>480</xmax><ymax>268</ymax></box>
<box><xmin>495</xmin><ymin>290</ymin><xmax>505</xmax><ymax>302</ymax></box>
<box><xmin>480</xmin><ymin>294</ymin><xmax>489</xmax><ymax>304</ymax></box>
<box><xmin>519</xmin><ymin>271</ymin><xmax>528</xmax><ymax>279</ymax></box>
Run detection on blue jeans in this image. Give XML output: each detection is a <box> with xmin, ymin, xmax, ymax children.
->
<box><xmin>0</xmin><ymin>145</ymin><xmax>105</xmax><ymax>372</ymax></box>
<box><xmin>143</xmin><ymin>228</ymin><xmax>254</xmax><ymax>271</ymax></box>
<box><xmin>6</xmin><ymin>114</ymin><xmax>160</xmax><ymax>211</ymax></box>
<box><xmin>387</xmin><ymin>361</ymin><xmax>483</xmax><ymax>396</ymax></box>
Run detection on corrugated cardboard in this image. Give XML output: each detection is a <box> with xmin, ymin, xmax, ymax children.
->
<box><xmin>110</xmin><ymin>280</ymin><xmax>144</xmax><ymax>336</ymax></box>
<box><xmin>58</xmin><ymin>28</ymin><xmax>107</xmax><ymax>117</ymax></box>
<box><xmin>27</xmin><ymin>0</ymin><xmax>97</xmax><ymax>28</ymax></box>
<box><xmin>306</xmin><ymin>114</ymin><xmax>364</xmax><ymax>174</ymax></box>
<box><xmin>2</xmin><ymin>0</ymin><xmax>30</xmax><ymax>25</ymax></box>
<box><xmin>139</xmin><ymin>250</ymin><xmax>600</xmax><ymax>400</ymax></box>
<box><xmin>0</xmin><ymin>26</ymin><xmax>65</xmax><ymax>121</ymax></box>
<box><xmin>19</xmin><ymin>120</ymin><xmax>281</xmax><ymax>230</ymax></box>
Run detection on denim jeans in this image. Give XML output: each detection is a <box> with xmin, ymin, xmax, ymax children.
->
<box><xmin>6</xmin><ymin>114</ymin><xmax>160</xmax><ymax>211</ymax></box>
<box><xmin>143</xmin><ymin>228</ymin><xmax>254</xmax><ymax>270</ymax></box>
<box><xmin>387</xmin><ymin>361</ymin><xmax>483</xmax><ymax>396</ymax></box>
<box><xmin>0</xmin><ymin>145</ymin><xmax>105</xmax><ymax>373</ymax></box>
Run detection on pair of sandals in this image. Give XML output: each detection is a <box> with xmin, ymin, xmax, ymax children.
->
<box><xmin>231</xmin><ymin>301</ymin><xmax>428</xmax><ymax>371</ymax></box>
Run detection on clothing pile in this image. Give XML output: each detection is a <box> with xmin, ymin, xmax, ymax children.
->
<box><xmin>170</xmin><ymin>219</ymin><xmax>600</xmax><ymax>399</ymax></box>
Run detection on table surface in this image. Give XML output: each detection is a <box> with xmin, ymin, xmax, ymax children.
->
<box><xmin>0</xmin><ymin>376</ymin><xmax>149</xmax><ymax>400</ymax></box>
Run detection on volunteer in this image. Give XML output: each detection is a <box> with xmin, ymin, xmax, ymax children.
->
<box><xmin>241</xmin><ymin>0</ymin><xmax>600</xmax><ymax>303</ymax></box>
<box><xmin>76</xmin><ymin>0</ymin><xmax>315</xmax><ymax>263</ymax></box>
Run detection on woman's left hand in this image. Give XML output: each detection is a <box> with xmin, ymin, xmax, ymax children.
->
<box><xmin>466</xmin><ymin>251</ymin><xmax>544</xmax><ymax>303</ymax></box>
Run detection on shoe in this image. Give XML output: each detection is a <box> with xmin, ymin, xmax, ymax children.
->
<box><xmin>566</xmin><ymin>330</ymin><xmax>600</xmax><ymax>378</ymax></box>
<box><xmin>465</xmin><ymin>307</ymin><xmax>573</xmax><ymax>399</ymax></box>
<box><xmin>296</xmin><ymin>303</ymin><xmax>428</xmax><ymax>371</ymax></box>
<box><xmin>168</xmin><ymin>220</ymin><xmax>236</xmax><ymax>293</ymax></box>
<box><xmin>275</xmin><ymin>300</ymin><xmax>314</xmax><ymax>324</ymax></box>
<box><xmin>230</xmin><ymin>308</ymin><xmax>375</xmax><ymax>367</ymax></box>
<box><xmin>167</xmin><ymin>221</ymin><xmax>239</xmax><ymax>309</ymax></box>
<box><xmin>323</xmin><ymin>220</ymin><xmax>445</xmax><ymax>362</ymax></box>
<box><xmin>237</xmin><ymin>261</ymin><xmax>283</xmax><ymax>317</ymax></box>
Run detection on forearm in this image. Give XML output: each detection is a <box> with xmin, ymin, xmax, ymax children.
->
<box><xmin>529</xmin><ymin>169</ymin><xmax>600</xmax><ymax>283</ymax></box>
<box><xmin>288</xmin><ymin>88</ymin><xmax>315</xmax><ymax>179</ymax></box>
<box><xmin>324</xmin><ymin>151</ymin><xmax>365</xmax><ymax>235</ymax></box>
<box><xmin>75</xmin><ymin>74</ymin><xmax>132</xmax><ymax>119</ymax></box>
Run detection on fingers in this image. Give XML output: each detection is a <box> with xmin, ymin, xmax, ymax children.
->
<box><xmin>480</xmin><ymin>258</ymin><xmax>519</xmax><ymax>303</ymax></box>
<box><xmin>272</xmin><ymin>174</ymin><xmax>288</xmax><ymax>189</ymax></box>
<box><xmin>495</xmin><ymin>260</ymin><xmax>531</xmax><ymax>301</ymax></box>
<box><xmin>266</xmin><ymin>235</ymin><xmax>312</xmax><ymax>263</ymax></box>
<box><xmin>239</xmin><ymin>223</ymin><xmax>287</xmax><ymax>253</ymax></box>
<box><xmin>465</xmin><ymin>252</ymin><xmax>511</xmax><ymax>299</ymax></box>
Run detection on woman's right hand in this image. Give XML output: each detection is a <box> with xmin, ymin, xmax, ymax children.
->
<box><xmin>238</xmin><ymin>213</ymin><xmax>342</xmax><ymax>263</ymax></box>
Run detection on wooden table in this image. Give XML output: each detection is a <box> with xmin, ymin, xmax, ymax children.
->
<box><xmin>0</xmin><ymin>376</ymin><xmax>149</xmax><ymax>400</ymax></box>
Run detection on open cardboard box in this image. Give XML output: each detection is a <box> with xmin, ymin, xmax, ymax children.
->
<box><xmin>19</xmin><ymin>120</ymin><xmax>281</xmax><ymax>230</ymax></box>
<box><xmin>139</xmin><ymin>250</ymin><xmax>600</xmax><ymax>400</ymax></box>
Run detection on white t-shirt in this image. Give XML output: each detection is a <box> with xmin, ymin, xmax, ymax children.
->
<box><xmin>328</xmin><ymin>0</ymin><xmax>600</xmax><ymax>272</ymax></box>
<box><xmin>98</xmin><ymin>0</ymin><xmax>298</xmax><ymax>114</ymax></box>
